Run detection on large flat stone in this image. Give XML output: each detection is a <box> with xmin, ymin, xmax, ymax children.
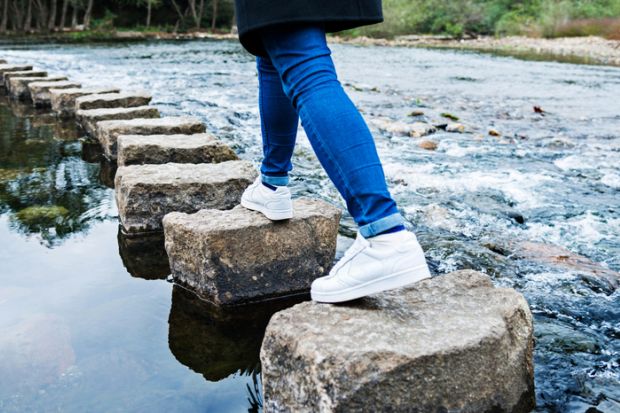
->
<box><xmin>0</xmin><ymin>65</ymin><xmax>34</xmax><ymax>82</ymax></box>
<box><xmin>163</xmin><ymin>198</ymin><xmax>341</xmax><ymax>305</ymax></box>
<box><xmin>50</xmin><ymin>87</ymin><xmax>121</xmax><ymax>118</ymax></box>
<box><xmin>117</xmin><ymin>133</ymin><xmax>238</xmax><ymax>166</ymax></box>
<box><xmin>75</xmin><ymin>91</ymin><xmax>152</xmax><ymax>111</ymax></box>
<box><xmin>260</xmin><ymin>270</ymin><xmax>535</xmax><ymax>413</ymax></box>
<box><xmin>28</xmin><ymin>80</ymin><xmax>81</xmax><ymax>107</ymax></box>
<box><xmin>3</xmin><ymin>71</ymin><xmax>47</xmax><ymax>89</ymax></box>
<box><xmin>8</xmin><ymin>76</ymin><xmax>68</xmax><ymax>101</ymax></box>
<box><xmin>76</xmin><ymin>106</ymin><xmax>161</xmax><ymax>136</ymax></box>
<box><xmin>115</xmin><ymin>160</ymin><xmax>257</xmax><ymax>234</ymax></box>
<box><xmin>96</xmin><ymin>117</ymin><xmax>206</xmax><ymax>160</ymax></box>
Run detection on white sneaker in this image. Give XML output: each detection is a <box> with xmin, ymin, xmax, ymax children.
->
<box><xmin>311</xmin><ymin>230</ymin><xmax>431</xmax><ymax>303</ymax></box>
<box><xmin>241</xmin><ymin>177</ymin><xmax>293</xmax><ymax>220</ymax></box>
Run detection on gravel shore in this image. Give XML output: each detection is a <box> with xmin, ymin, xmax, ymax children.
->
<box><xmin>330</xmin><ymin>35</ymin><xmax>620</xmax><ymax>67</ymax></box>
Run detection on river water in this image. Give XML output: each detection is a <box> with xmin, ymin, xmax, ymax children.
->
<box><xmin>0</xmin><ymin>39</ymin><xmax>618</xmax><ymax>412</ymax></box>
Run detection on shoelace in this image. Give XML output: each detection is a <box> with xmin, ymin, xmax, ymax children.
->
<box><xmin>329</xmin><ymin>235</ymin><xmax>369</xmax><ymax>277</ymax></box>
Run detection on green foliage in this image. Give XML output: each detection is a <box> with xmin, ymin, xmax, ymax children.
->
<box><xmin>349</xmin><ymin>0</ymin><xmax>620</xmax><ymax>38</ymax></box>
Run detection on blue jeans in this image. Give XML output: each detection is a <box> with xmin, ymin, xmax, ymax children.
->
<box><xmin>257</xmin><ymin>25</ymin><xmax>403</xmax><ymax>238</ymax></box>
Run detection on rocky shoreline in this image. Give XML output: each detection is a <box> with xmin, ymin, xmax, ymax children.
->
<box><xmin>330</xmin><ymin>34</ymin><xmax>620</xmax><ymax>67</ymax></box>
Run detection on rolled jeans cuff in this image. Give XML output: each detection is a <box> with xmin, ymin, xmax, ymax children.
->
<box><xmin>262</xmin><ymin>173</ymin><xmax>289</xmax><ymax>186</ymax></box>
<box><xmin>359</xmin><ymin>213</ymin><xmax>405</xmax><ymax>238</ymax></box>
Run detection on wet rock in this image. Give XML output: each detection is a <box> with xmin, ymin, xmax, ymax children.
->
<box><xmin>489</xmin><ymin>128</ymin><xmax>502</xmax><ymax>137</ymax></box>
<box><xmin>372</xmin><ymin>118</ymin><xmax>436</xmax><ymax>137</ymax></box>
<box><xmin>441</xmin><ymin>112</ymin><xmax>460</xmax><ymax>121</ymax></box>
<box><xmin>75</xmin><ymin>90</ymin><xmax>152</xmax><ymax>111</ymax></box>
<box><xmin>99</xmin><ymin>158</ymin><xmax>117</xmax><ymax>189</ymax></box>
<box><xmin>117</xmin><ymin>133</ymin><xmax>238</xmax><ymax>166</ymax></box>
<box><xmin>2</xmin><ymin>70</ymin><xmax>46</xmax><ymax>88</ymax></box>
<box><xmin>512</xmin><ymin>241</ymin><xmax>619</xmax><ymax>290</ymax></box>
<box><xmin>408</xmin><ymin>109</ymin><xmax>425</xmax><ymax>117</ymax></box>
<box><xmin>115</xmin><ymin>160</ymin><xmax>256</xmax><ymax>233</ymax></box>
<box><xmin>76</xmin><ymin>106</ymin><xmax>160</xmax><ymax>136</ymax></box>
<box><xmin>117</xmin><ymin>229</ymin><xmax>170</xmax><ymax>280</ymax></box>
<box><xmin>168</xmin><ymin>286</ymin><xmax>303</xmax><ymax>381</ymax></box>
<box><xmin>163</xmin><ymin>198</ymin><xmax>341</xmax><ymax>305</ymax></box>
<box><xmin>9</xmin><ymin>76</ymin><xmax>68</xmax><ymax>100</ymax></box>
<box><xmin>446</xmin><ymin>122</ymin><xmax>466</xmax><ymax>133</ymax></box>
<box><xmin>28</xmin><ymin>80</ymin><xmax>81</xmax><ymax>108</ymax></box>
<box><xmin>81</xmin><ymin>138</ymin><xmax>103</xmax><ymax>163</ymax></box>
<box><xmin>507</xmin><ymin>211</ymin><xmax>526</xmax><ymax>224</ymax></box>
<box><xmin>96</xmin><ymin>116</ymin><xmax>206</xmax><ymax>160</ymax></box>
<box><xmin>419</xmin><ymin>139</ymin><xmax>438</xmax><ymax>150</ymax></box>
<box><xmin>0</xmin><ymin>64</ymin><xmax>34</xmax><ymax>82</ymax></box>
<box><xmin>261</xmin><ymin>270</ymin><xmax>535</xmax><ymax>413</ymax></box>
<box><xmin>50</xmin><ymin>87</ymin><xmax>121</xmax><ymax>118</ymax></box>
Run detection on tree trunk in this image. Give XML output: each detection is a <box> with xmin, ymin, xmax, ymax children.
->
<box><xmin>198</xmin><ymin>0</ymin><xmax>205</xmax><ymax>30</ymax></box>
<box><xmin>59</xmin><ymin>0</ymin><xmax>68</xmax><ymax>29</ymax></box>
<box><xmin>146</xmin><ymin>0</ymin><xmax>151</xmax><ymax>28</ymax></box>
<box><xmin>187</xmin><ymin>0</ymin><xmax>198</xmax><ymax>29</ymax></box>
<box><xmin>48</xmin><ymin>0</ymin><xmax>57</xmax><ymax>30</ymax></box>
<box><xmin>24</xmin><ymin>0</ymin><xmax>33</xmax><ymax>31</ymax></box>
<box><xmin>1</xmin><ymin>0</ymin><xmax>8</xmax><ymax>33</ymax></box>
<box><xmin>210</xmin><ymin>0</ymin><xmax>217</xmax><ymax>31</ymax></box>
<box><xmin>82</xmin><ymin>0</ymin><xmax>93</xmax><ymax>29</ymax></box>
<box><xmin>70</xmin><ymin>1</ymin><xmax>78</xmax><ymax>29</ymax></box>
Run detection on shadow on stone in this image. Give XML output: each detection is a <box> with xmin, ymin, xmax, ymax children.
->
<box><xmin>117</xmin><ymin>228</ymin><xmax>170</xmax><ymax>280</ymax></box>
<box><xmin>81</xmin><ymin>138</ymin><xmax>103</xmax><ymax>163</ymax></box>
<box><xmin>99</xmin><ymin>158</ymin><xmax>117</xmax><ymax>189</ymax></box>
<box><xmin>168</xmin><ymin>285</ymin><xmax>307</xmax><ymax>382</ymax></box>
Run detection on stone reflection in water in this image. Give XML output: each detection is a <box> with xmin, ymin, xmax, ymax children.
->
<box><xmin>99</xmin><ymin>157</ymin><xmax>117</xmax><ymax>189</ymax></box>
<box><xmin>81</xmin><ymin>138</ymin><xmax>104</xmax><ymax>163</ymax></box>
<box><xmin>0</xmin><ymin>96</ymin><xmax>112</xmax><ymax>246</ymax></box>
<box><xmin>168</xmin><ymin>285</ymin><xmax>306</xmax><ymax>383</ymax></box>
<box><xmin>117</xmin><ymin>227</ymin><xmax>170</xmax><ymax>280</ymax></box>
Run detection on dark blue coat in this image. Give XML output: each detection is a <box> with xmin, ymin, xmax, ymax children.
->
<box><xmin>235</xmin><ymin>0</ymin><xmax>383</xmax><ymax>56</ymax></box>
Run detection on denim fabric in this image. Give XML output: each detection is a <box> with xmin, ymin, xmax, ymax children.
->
<box><xmin>257</xmin><ymin>24</ymin><xmax>403</xmax><ymax>237</ymax></box>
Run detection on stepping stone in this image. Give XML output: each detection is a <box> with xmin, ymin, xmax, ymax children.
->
<box><xmin>0</xmin><ymin>60</ymin><xmax>6</xmax><ymax>64</ymax></box>
<box><xmin>163</xmin><ymin>198</ymin><xmax>341</xmax><ymax>305</ymax></box>
<box><xmin>115</xmin><ymin>160</ymin><xmax>257</xmax><ymax>234</ymax></box>
<box><xmin>76</xmin><ymin>106</ymin><xmax>161</xmax><ymax>136</ymax></box>
<box><xmin>260</xmin><ymin>270</ymin><xmax>535</xmax><ymax>413</ymax></box>
<box><xmin>8</xmin><ymin>76</ymin><xmax>68</xmax><ymax>101</ymax></box>
<box><xmin>3</xmin><ymin>70</ymin><xmax>47</xmax><ymax>88</ymax></box>
<box><xmin>28</xmin><ymin>80</ymin><xmax>81</xmax><ymax>108</ymax></box>
<box><xmin>0</xmin><ymin>65</ymin><xmax>34</xmax><ymax>82</ymax></box>
<box><xmin>96</xmin><ymin>116</ymin><xmax>206</xmax><ymax>160</ymax></box>
<box><xmin>117</xmin><ymin>133</ymin><xmax>238</xmax><ymax>166</ymax></box>
<box><xmin>75</xmin><ymin>91</ymin><xmax>152</xmax><ymax>111</ymax></box>
<box><xmin>50</xmin><ymin>87</ymin><xmax>121</xmax><ymax>118</ymax></box>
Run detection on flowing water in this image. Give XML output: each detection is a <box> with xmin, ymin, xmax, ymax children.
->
<box><xmin>0</xmin><ymin>39</ymin><xmax>618</xmax><ymax>412</ymax></box>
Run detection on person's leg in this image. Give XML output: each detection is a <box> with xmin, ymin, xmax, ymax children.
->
<box><xmin>257</xmin><ymin>24</ymin><xmax>429</xmax><ymax>303</ymax></box>
<box><xmin>240</xmin><ymin>54</ymin><xmax>297</xmax><ymax>220</ymax></box>
<box><xmin>256</xmin><ymin>55</ymin><xmax>299</xmax><ymax>187</ymax></box>
<box><xmin>259</xmin><ymin>25</ymin><xmax>404</xmax><ymax>238</ymax></box>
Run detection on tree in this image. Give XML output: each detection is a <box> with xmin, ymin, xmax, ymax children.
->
<box><xmin>1</xmin><ymin>0</ymin><xmax>8</xmax><ymax>33</ymax></box>
<box><xmin>59</xmin><ymin>0</ymin><xmax>69</xmax><ymax>30</ymax></box>
<box><xmin>211</xmin><ymin>0</ymin><xmax>217</xmax><ymax>30</ymax></box>
<box><xmin>82</xmin><ymin>0</ymin><xmax>93</xmax><ymax>28</ymax></box>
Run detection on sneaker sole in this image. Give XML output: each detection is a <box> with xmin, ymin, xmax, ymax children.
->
<box><xmin>310</xmin><ymin>264</ymin><xmax>431</xmax><ymax>303</ymax></box>
<box><xmin>241</xmin><ymin>197</ymin><xmax>293</xmax><ymax>221</ymax></box>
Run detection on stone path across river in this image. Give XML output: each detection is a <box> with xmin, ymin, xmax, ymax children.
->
<box><xmin>0</xmin><ymin>56</ymin><xmax>536</xmax><ymax>412</ymax></box>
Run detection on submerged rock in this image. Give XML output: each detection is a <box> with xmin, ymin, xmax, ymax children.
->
<box><xmin>75</xmin><ymin>91</ymin><xmax>152</xmax><ymax>111</ymax></box>
<box><xmin>372</xmin><ymin>118</ymin><xmax>436</xmax><ymax>138</ymax></box>
<box><xmin>96</xmin><ymin>117</ymin><xmax>206</xmax><ymax>160</ymax></box>
<box><xmin>117</xmin><ymin>133</ymin><xmax>238</xmax><ymax>166</ymax></box>
<box><xmin>115</xmin><ymin>160</ymin><xmax>256</xmax><ymax>233</ymax></box>
<box><xmin>76</xmin><ymin>106</ymin><xmax>160</xmax><ymax>136</ymax></box>
<box><xmin>28</xmin><ymin>80</ymin><xmax>82</xmax><ymax>108</ymax></box>
<box><xmin>261</xmin><ymin>270</ymin><xmax>535</xmax><ymax>413</ymax></box>
<box><xmin>163</xmin><ymin>198</ymin><xmax>341</xmax><ymax>305</ymax></box>
<box><xmin>419</xmin><ymin>139</ymin><xmax>438</xmax><ymax>150</ymax></box>
<box><xmin>446</xmin><ymin>122</ymin><xmax>466</xmax><ymax>133</ymax></box>
<box><xmin>9</xmin><ymin>76</ymin><xmax>68</xmax><ymax>100</ymax></box>
<box><xmin>50</xmin><ymin>87</ymin><xmax>121</xmax><ymax>118</ymax></box>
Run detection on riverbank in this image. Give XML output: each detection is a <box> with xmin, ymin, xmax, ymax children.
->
<box><xmin>331</xmin><ymin>34</ymin><xmax>620</xmax><ymax>67</ymax></box>
<box><xmin>3</xmin><ymin>29</ymin><xmax>619</xmax><ymax>67</ymax></box>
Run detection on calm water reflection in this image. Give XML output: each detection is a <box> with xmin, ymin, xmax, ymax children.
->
<box><xmin>0</xmin><ymin>96</ymin><xmax>277</xmax><ymax>412</ymax></box>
